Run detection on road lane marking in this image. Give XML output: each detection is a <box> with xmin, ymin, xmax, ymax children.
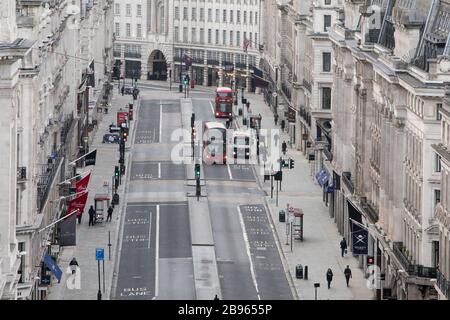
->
<box><xmin>155</xmin><ymin>204</ymin><xmax>160</xmax><ymax>298</ymax></box>
<box><xmin>148</xmin><ymin>210</ymin><xmax>152</xmax><ymax>249</ymax></box>
<box><xmin>209</xmin><ymin>101</ymin><xmax>215</xmax><ymax>116</ymax></box>
<box><xmin>227</xmin><ymin>164</ymin><xmax>233</xmax><ymax>180</ymax></box>
<box><xmin>159</xmin><ymin>102</ymin><xmax>162</xmax><ymax>143</ymax></box>
<box><xmin>236</xmin><ymin>205</ymin><xmax>261</xmax><ymax>300</ymax></box>
<box><xmin>158</xmin><ymin>162</ymin><xmax>161</xmax><ymax>179</ymax></box>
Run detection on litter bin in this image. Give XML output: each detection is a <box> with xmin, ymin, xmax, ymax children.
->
<box><xmin>279</xmin><ymin>210</ymin><xmax>286</xmax><ymax>222</ymax></box>
<box><xmin>296</xmin><ymin>265</ymin><xmax>303</xmax><ymax>279</ymax></box>
<box><xmin>304</xmin><ymin>265</ymin><xmax>308</xmax><ymax>280</ymax></box>
<box><xmin>179</xmin><ymin>84</ymin><xmax>183</xmax><ymax>92</ymax></box>
<box><xmin>190</xmin><ymin>79</ymin><xmax>195</xmax><ymax>89</ymax></box>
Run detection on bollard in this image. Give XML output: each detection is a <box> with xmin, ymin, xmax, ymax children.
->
<box><xmin>304</xmin><ymin>265</ymin><xmax>308</xmax><ymax>280</ymax></box>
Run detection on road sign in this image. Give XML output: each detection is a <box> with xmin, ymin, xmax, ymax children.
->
<box><xmin>272</xmin><ymin>92</ymin><xmax>277</xmax><ymax>97</ymax></box>
<box><xmin>96</xmin><ymin>248</ymin><xmax>105</xmax><ymax>261</ymax></box>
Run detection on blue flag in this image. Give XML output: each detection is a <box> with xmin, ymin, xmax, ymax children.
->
<box><xmin>43</xmin><ymin>253</ymin><xmax>63</xmax><ymax>283</ymax></box>
<box><xmin>352</xmin><ymin>224</ymin><xmax>368</xmax><ymax>255</ymax></box>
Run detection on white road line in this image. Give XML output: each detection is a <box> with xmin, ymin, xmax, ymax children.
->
<box><xmin>227</xmin><ymin>164</ymin><xmax>233</xmax><ymax>180</ymax></box>
<box><xmin>236</xmin><ymin>205</ymin><xmax>261</xmax><ymax>300</ymax></box>
<box><xmin>155</xmin><ymin>205</ymin><xmax>160</xmax><ymax>298</ymax></box>
<box><xmin>159</xmin><ymin>102</ymin><xmax>162</xmax><ymax>143</ymax></box>
<box><xmin>158</xmin><ymin>162</ymin><xmax>161</xmax><ymax>179</ymax></box>
<box><xmin>148</xmin><ymin>210</ymin><xmax>152</xmax><ymax>249</ymax></box>
<box><xmin>209</xmin><ymin>101</ymin><xmax>215</xmax><ymax>116</ymax></box>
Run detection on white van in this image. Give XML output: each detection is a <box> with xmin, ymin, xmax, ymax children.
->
<box><xmin>232</xmin><ymin>131</ymin><xmax>251</xmax><ymax>161</ymax></box>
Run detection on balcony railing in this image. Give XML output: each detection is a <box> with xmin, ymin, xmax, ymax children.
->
<box><xmin>342</xmin><ymin>171</ymin><xmax>354</xmax><ymax>194</ymax></box>
<box><xmin>393</xmin><ymin>242</ymin><xmax>437</xmax><ymax>278</ymax></box>
<box><xmin>113</xmin><ymin>50</ymin><xmax>121</xmax><ymax>57</ymax></box>
<box><xmin>17</xmin><ymin>167</ymin><xmax>27</xmax><ymax>181</ymax></box>
<box><xmin>303</xmin><ymin>79</ymin><xmax>312</xmax><ymax>92</ymax></box>
<box><xmin>60</xmin><ymin>114</ymin><xmax>74</xmax><ymax>145</ymax></box>
<box><xmin>361</xmin><ymin>200</ymin><xmax>379</xmax><ymax>223</ymax></box>
<box><xmin>323</xmin><ymin>147</ymin><xmax>333</xmax><ymax>162</ymax></box>
<box><xmin>281</xmin><ymin>83</ymin><xmax>292</xmax><ymax>101</ymax></box>
<box><xmin>37</xmin><ymin>149</ymin><xmax>63</xmax><ymax>213</ymax></box>
<box><xmin>207</xmin><ymin>59</ymin><xmax>219</xmax><ymax>66</ymax></box>
<box><xmin>437</xmin><ymin>269</ymin><xmax>450</xmax><ymax>299</ymax></box>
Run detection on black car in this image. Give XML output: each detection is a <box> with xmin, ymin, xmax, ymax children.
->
<box><xmin>102</xmin><ymin>133</ymin><xmax>120</xmax><ymax>143</ymax></box>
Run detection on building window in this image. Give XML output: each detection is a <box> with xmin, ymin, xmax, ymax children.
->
<box><xmin>216</xmin><ymin>29</ymin><xmax>219</xmax><ymax>44</ymax></box>
<box><xmin>183</xmin><ymin>27</ymin><xmax>188</xmax><ymax>42</ymax></box>
<box><xmin>322</xmin><ymin>52</ymin><xmax>331</xmax><ymax>72</ymax></box>
<box><xmin>243</xmin><ymin>32</ymin><xmax>247</xmax><ymax>44</ymax></box>
<box><xmin>192</xmin><ymin>28</ymin><xmax>197</xmax><ymax>42</ymax></box>
<box><xmin>137</xmin><ymin>24</ymin><xmax>142</xmax><ymax>38</ymax></box>
<box><xmin>437</xmin><ymin>103</ymin><xmax>442</xmax><ymax>121</ymax></box>
<box><xmin>237</xmin><ymin>31</ymin><xmax>240</xmax><ymax>46</ymax></box>
<box><xmin>322</xmin><ymin>87</ymin><xmax>331</xmax><ymax>109</ymax></box>
<box><xmin>208</xmin><ymin>9</ymin><xmax>212</xmax><ymax>22</ymax></box>
<box><xmin>200</xmin><ymin>8</ymin><xmax>205</xmax><ymax>21</ymax></box>
<box><xmin>324</xmin><ymin>15</ymin><xmax>331</xmax><ymax>32</ymax></box>
<box><xmin>192</xmin><ymin>8</ymin><xmax>197</xmax><ymax>21</ymax></box>
<box><xmin>255</xmin><ymin>32</ymin><xmax>257</xmax><ymax>45</ymax></box>
<box><xmin>250</xmin><ymin>11</ymin><xmax>253</xmax><ymax>25</ymax></box>
<box><xmin>208</xmin><ymin>29</ymin><xmax>212</xmax><ymax>44</ymax></box>
<box><xmin>223</xmin><ymin>9</ymin><xmax>227</xmax><ymax>22</ymax></box>
<box><xmin>126</xmin><ymin>23</ymin><xmax>131</xmax><ymax>37</ymax></box>
<box><xmin>216</xmin><ymin>9</ymin><xmax>220</xmax><ymax>22</ymax></box>
<box><xmin>325</xmin><ymin>0</ymin><xmax>331</xmax><ymax>4</ymax></box>
<box><xmin>183</xmin><ymin>7</ymin><xmax>188</xmax><ymax>20</ymax></box>
<box><xmin>175</xmin><ymin>7</ymin><xmax>179</xmax><ymax>20</ymax></box>
<box><xmin>255</xmin><ymin>12</ymin><xmax>258</xmax><ymax>25</ymax></box>
<box><xmin>249</xmin><ymin>32</ymin><xmax>252</xmax><ymax>46</ymax></box>
<box><xmin>174</xmin><ymin>26</ymin><xmax>179</xmax><ymax>41</ymax></box>
<box><xmin>230</xmin><ymin>31</ymin><xmax>234</xmax><ymax>46</ymax></box>
<box><xmin>114</xmin><ymin>3</ymin><xmax>120</xmax><ymax>15</ymax></box>
<box><xmin>223</xmin><ymin>30</ymin><xmax>226</xmax><ymax>45</ymax></box>
<box><xmin>230</xmin><ymin>10</ymin><xmax>234</xmax><ymax>23</ymax></box>
<box><xmin>244</xmin><ymin>11</ymin><xmax>247</xmax><ymax>24</ymax></box>
<box><xmin>434</xmin><ymin>153</ymin><xmax>442</xmax><ymax>172</ymax></box>
<box><xmin>137</xmin><ymin>4</ymin><xmax>142</xmax><ymax>16</ymax></box>
<box><xmin>434</xmin><ymin>189</ymin><xmax>441</xmax><ymax>206</ymax></box>
<box><xmin>200</xmin><ymin>28</ymin><xmax>205</xmax><ymax>44</ymax></box>
<box><xmin>126</xmin><ymin>4</ymin><xmax>131</xmax><ymax>16</ymax></box>
<box><xmin>237</xmin><ymin>10</ymin><xmax>241</xmax><ymax>23</ymax></box>
<box><xmin>115</xmin><ymin>23</ymin><xmax>120</xmax><ymax>36</ymax></box>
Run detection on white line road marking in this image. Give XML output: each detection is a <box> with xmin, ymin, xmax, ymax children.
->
<box><xmin>209</xmin><ymin>101</ymin><xmax>215</xmax><ymax>116</ymax></box>
<box><xmin>237</xmin><ymin>205</ymin><xmax>261</xmax><ymax>300</ymax></box>
<box><xmin>227</xmin><ymin>164</ymin><xmax>233</xmax><ymax>180</ymax></box>
<box><xmin>158</xmin><ymin>162</ymin><xmax>161</xmax><ymax>179</ymax></box>
<box><xmin>148</xmin><ymin>210</ymin><xmax>152</xmax><ymax>249</ymax></box>
<box><xmin>155</xmin><ymin>205</ymin><xmax>160</xmax><ymax>298</ymax></box>
<box><xmin>159</xmin><ymin>102</ymin><xmax>162</xmax><ymax>143</ymax></box>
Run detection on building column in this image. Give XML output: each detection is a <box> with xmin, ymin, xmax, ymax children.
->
<box><xmin>120</xmin><ymin>45</ymin><xmax>126</xmax><ymax>77</ymax></box>
<box><xmin>141</xmin><ymin>57</ymin><xmax>148</xmax><ymax>80</ymax></box>
<box><xmin>246</xmin><ymin>54</ymin><xmax>250</xmax><ymax>92</ymax></box>
<box><xmin>218</xmin><ymin>52</ymin><xmax>223</xmax><ymax>87</ymax></box>
<box><xmin>203</xmin><ymin>49</ymin><xmax>208</xmax><ymax>86</ymax></box>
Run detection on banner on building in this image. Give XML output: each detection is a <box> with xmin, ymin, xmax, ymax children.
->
<box><xmin>67</xmin><ymin>191</ymin><xmax>89</xmax><ymax>218</ymax></box>
<box><xmin>351</xmin><ymin>221</ymin><xmax>369</xmax><ymax>255</ymax></box>
<box><xmin>59</xmin><ymin>210</ymin><xmax>77</xmax><ymax>247</ymax></box>
<box><xmin>75</xmin><ymin>172</ymin><xmax>91</xmax><ymax>193</ymax></box>
<box><xmin>43</xmin><ymin>253</ymin><xmax>63</xmax><ymax>282</ymax></box>
<box><xmin>84</xmin><ymin>149</ymin><xmax>97</xmax><ymax>166</ymax></box>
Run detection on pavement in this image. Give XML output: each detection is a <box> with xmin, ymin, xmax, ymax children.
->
<box><xmin>47</xmin><ymin>84</ymin><xmax>138</xmax><ymax>300</ymax></box>
<box><xmin>234</xmin><ymin>91</ymin><xmax>376</xmax><ymax>300</ymax></box>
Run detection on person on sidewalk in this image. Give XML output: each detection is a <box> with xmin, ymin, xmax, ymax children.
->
<box><xmin>340</xmin><ymin>237</ymin><xmax>348</xmax><ymax>257</ymax></box>
<box><xmin>280</xmin><ymin>119</ymin><xmax>286</xmax><ymax>132</ymax></box>
<box><xmin>69</xmin><ymin>257</ymin><xmax>79</xmax><ymax>274</ymax></box>
<box><xmin>121</xmin><ymin>86</ymin><xmax>125</xmax><ymax>96</ymax></box>
<box><xmin>107</xmin><ymin>206</ymin><xmax>114</xmax><ymax>222</ymax></box>
<box><xmin>326</xmin><ymin>268</ymin><xmax>333</xmax><ymax>289</ymax></box>
<box><xmin>88</xmin><ymin>205</ymin><xmax>96</xmax><ymax>226</ymax></box>
<box><xmin>282</xmin><ymin>141</ymin><xmax>287</xmax><ymax>155</ymax></box>
<box><xmin>274</xmin><ymin>113</ymin><xmax>279</xmax><ymax>126</ymax></box>
<box><xmin>77</xmin><ymin>209</ymin><xmax>83</xmax><ymax>224</ymax></box>
<box><xmin>344</xmin><ymin>265</ymin><xmax>352</xmax><ymax>287</ymax></box>
<box><xmin>213</xmin><ymin>294</ymin><xmax>220</xmax><ymax>301</ymax></box>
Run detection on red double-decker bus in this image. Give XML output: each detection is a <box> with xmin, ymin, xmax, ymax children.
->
<box><xmin>203</xmin><ymin>121</ymin><xmax>227</xmax><ymax>164</ymax></box>
<box><xmin>215</xmin><ymin>87</ymin><xmax>233</xmax><ymax>118</ymax></box>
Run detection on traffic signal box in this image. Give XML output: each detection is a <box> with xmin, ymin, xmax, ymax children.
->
<box><xmin>115</xmin><ymin>166</ymin><xmax>120</xmax><ymax>179</ymax></box>
<box><xmin>367</xmin><ymin>256</ymin><xmax>374</xmax><ymax>265</ymax></box>
<box><xmin>289</xmin><ymin>158</ymin><xmax>295</xmax><ymax>169</ymax></box>
<box><xmin>195</xmin><ymin>164</ymin><xmax>201</xmax><ymax>179</ymax></box>
<box><xmin>129</xmin><ymin>103</ymin><xmax>133</xmax><ymax>120</ymax></box>
<box><xmin>191</xmin><ymin>113</ymin><xmax>195</xmax><ymax>128</ymax></box>
<box><xmin>183</xmin><ymin>74</ymin><xmax>190</xmax><ymax>86</ymax></box>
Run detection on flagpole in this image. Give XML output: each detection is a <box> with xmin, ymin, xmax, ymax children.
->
<box><xmin>349</xmin><ymin>218</ymin><xmax>384</xmax><ymax>238</ymax></box>
<box><xmin>38</xmin><ymin>210</ymin><xmax>78</xmax><ymax>233</ymax></box>
<box><xmin>57</xmin><ymin>169</ymin><xmax>92</xmax><ymax>185</ymax></box>
<box><xmin>69</xmin><ymin>148</ymin><xmax>97</xmax><ymax>165</ymax></box>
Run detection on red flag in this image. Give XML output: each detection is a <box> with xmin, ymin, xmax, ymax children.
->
<box><xmin>67</xmin><ymin>191</ymin><xmax>89</xmax><ymax>218</ymax></box>
<box><xmin>76</xmin><ymin>172</ymin><xmax>91</xmax><ymax>193</ymax></box>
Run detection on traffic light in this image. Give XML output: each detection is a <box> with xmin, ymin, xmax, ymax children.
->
<box><xmin>120</xmin><ymin>164</ymin><xmax>126</xmax><ymax>175</ymax></box>
<box><xmin>191</xmin><ymin>127</ymin><xmax>196</xmax><ymax>138</ymax></box>
<box><xmin>289</xmin><ymin>158</ymin><xmax>295</xmax><ymax>169</ymax></box>
<box><xmin>195</xmin><ymin>163</ymin><xmax>201</xmax><ymax>179</ymax></box>
<box><xmin>191</xmin><ymin>113</ymin><xmax>195</xmax><ymax>128</ymax></box>
<box><xmin>183</xmin><ymin>75</ymin><xmax>190</xmax><ymax>86</ymax></box>
<box><xmin>114</xmin><ymin>166</ymin><xmax>120</xmax><ymax>179</ymax></box>
<box><xmin>280</xmin><ymin>159</ymin><xmax>288</xmax><ymax>168</ymax></box>
<box><xmin>367</xmin><ymin>256</ymin><xmax>374</xmax><ymax>265</ymax></box>
<box><xmin>121</xmin><ymin>126</ymin><xmax>129</xmax><ymax>142</ymax></box>
<box><xmin>196</xmin><ymin>177</ymin><xmax>201</xmax><ymax>200</ymax></box>
<box><xmin>274</xmin><ymin>170</ymin><xmax>282</xmax><ymax>181</ymax></box>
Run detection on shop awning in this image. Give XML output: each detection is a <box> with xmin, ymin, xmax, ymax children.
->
<box><xmin>315</xmin><ymin>169</ymin><xmax>330</xmax><ymax>188</ymax></box>
<box><xmin>252</xmin><ymin>74</ymin><xmax>269</xmax><ymax>88</ymax></box>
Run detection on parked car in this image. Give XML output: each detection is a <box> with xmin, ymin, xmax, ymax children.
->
<box><xmin>102</xmin><ymin>133</ymin><xmax>120</xmax><ymax>144</ymax></box>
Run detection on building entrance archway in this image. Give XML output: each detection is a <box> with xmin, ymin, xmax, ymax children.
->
<box><xmin>148</xmin><ymin>50</ymin><xmax>167</xmax><ymax>80</ymax></box>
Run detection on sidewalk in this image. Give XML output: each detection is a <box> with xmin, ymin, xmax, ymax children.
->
<box><xmin>237</xmin><ymin>92</ymin><xmax>375</xmax><ymax>300</ymax></box>
<box><xmin>47</xmin><ymin>86</ymin><xmax>136</xmax><ymax>300</ymax></box>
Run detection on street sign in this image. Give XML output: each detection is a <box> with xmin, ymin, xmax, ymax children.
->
<box><xmin>272</xmin><ymin>92</ymin><xmax>277</xmax><ymax>97</ymax></box>
<box><xmin>96</xmin><ymin>248</ymin><xmax>105</xmax><ymax>261</ymax></box>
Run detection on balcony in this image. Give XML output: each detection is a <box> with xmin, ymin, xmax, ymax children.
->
<box><xmin>17</xmin><ymin>167</ymin><xmax>27</xmax><ymax>182</ymax></box>
<box><xmin>360</xmin><ymin>198</ymin><xmax>379</xmax><ymax>223</ymax></box>
<box><xmin>281</xmin><ymin>82</ymin><xmax>292</xmax><ymax>101</ymax></box>
<box><xmin>342</xmin><ymin>171</ymin><xmax>354</xmax><ymax>194</ymax></box>
<box><xmin>393</xmin><ymin>242</ymin><xmax>437</xmax><ymax>279</ymax></box>
<box><xmin>37</xmin><ymin>149</ymin><xmax>63</xmax><ymax>213</ymax></box>
<box><xmin>437</xmin><ymin>269</ymin><xmax>450</xmax><ymax>299</ymax></box>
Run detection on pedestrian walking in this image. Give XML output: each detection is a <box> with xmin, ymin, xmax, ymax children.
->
<box><xmin>281</xmin><ymin>119</ymin><xmax>286</xmax><ymax>131</ymax></box>
<box><xmin>282</xmin><ymin>141</ymin><xmax>287</xmax><ymax>155</ymax></box>
<box><xmin>340</xmin><ymin>237</ymin><xmax>348</xmax><ymax>257</ymax></box>
<box><xmin>77</xmin><ymin>209</ymin><xmax>83</xmax><ymax>224</ymax></box>
<box><xmin>121</xmin><ymin>86</ymin><xmax>125</xmax><ymax>96</ymax></box>
<box><xmin>69</xmin><ymin>257</ymin><xmax>79</xmax><ymax>274</ymax></box>
<box><xmin>213</xmin><ymin>294</ymin><xmax>220</xmax><ymax>301</ymax></box>
<box><xmin>107</xmin><ymin>206</ymin><xmax>113</xmax><ymax>222</ymax></box>
<box><xmin>344</xmin><ymin>265</ymin><xmax>352</xmax><ymax>287</ymax></box>
<box><xmin>326</xmin><ymin>268</ymin><xmax>333</xmax><ymax>289</ymax></box>
<box><xmin>274</xmin><ymin>113</ymin><xmax>279</xmax><ymax>126</ymax></box>
<box><xmin>88</xmin><ymin>205</ymin><xmax>96</xmax><ymax>226</ymax></box>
